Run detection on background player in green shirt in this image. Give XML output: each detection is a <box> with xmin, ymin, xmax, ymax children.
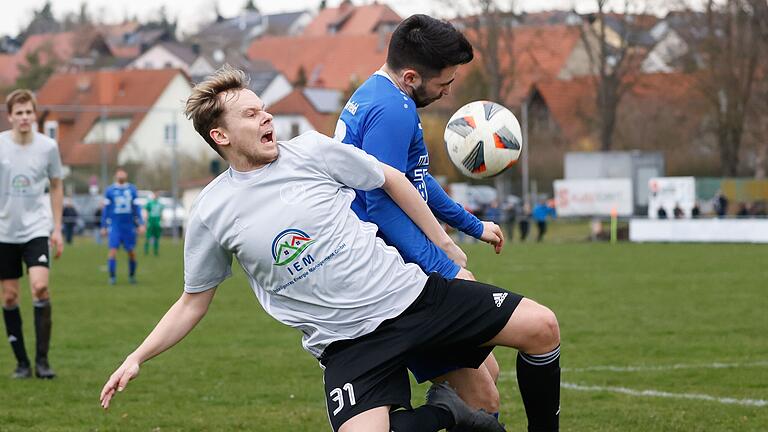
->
<box><xmin>143</xmin><ymin>192</ymin><xmax>164</xmax><ymax>256</ymax></box>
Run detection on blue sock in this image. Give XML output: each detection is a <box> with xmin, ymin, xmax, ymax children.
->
<box><xmin>108</xmin><ymin>258</ymin><xmax>116</xmax><ymax>278</ymax></box>
<box><xmin>129</xmin><ymin>259</ymin><xmax>137</xmax><ymax>277</ymax></box>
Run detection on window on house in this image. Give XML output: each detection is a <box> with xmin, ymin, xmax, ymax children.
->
<box><xmin>164</xmin><ymin>124</ymin><xmax>178</xmax><ymax>144</ymax></box>
<box><xmin>43</xmin><ymin>120</ymin><xmax>58</xmax><ymax>140</ymax></box>
<box><xmin>290</xmin><ymin>122</ymin><xmax>300</xmax><ymax>138</ymax></box>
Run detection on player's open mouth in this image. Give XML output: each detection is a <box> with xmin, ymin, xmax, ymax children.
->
<box><xmin>261</xmin><ymin>131</ymin><xmax>274</xmax><ymax>143</ymax></box>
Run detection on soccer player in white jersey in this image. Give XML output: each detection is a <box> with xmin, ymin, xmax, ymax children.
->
<box><xmin>100</xmin><ymin>67</ymin><xmax>561</xmax><ymax>432</ymax></box>
<box><xmin>0</xmin><ymin>89</ymin><xmax>63</xmax><ymax>379</ymax></box>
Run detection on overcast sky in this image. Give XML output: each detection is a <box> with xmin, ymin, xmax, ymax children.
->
<box><xmin>0</xmin><ymin>0</ymin><xmax>674</xmax><ymax>38</ymax></box>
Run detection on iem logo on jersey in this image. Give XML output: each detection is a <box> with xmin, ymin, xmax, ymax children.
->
<box><xmin>272</xmin><ymin>228</ymin><xmax>316</xmax><ymax>270</ymax></box>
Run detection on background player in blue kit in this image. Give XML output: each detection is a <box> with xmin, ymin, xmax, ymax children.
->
<box><xmin>335</xmin><ymin>15</ymin><xmax>560</xmax><ymax>430</ymax></box>
<box><xmin>100</xmin><ymin>168</ymin><xmax>145</xmax><ymax>285</ymax></box>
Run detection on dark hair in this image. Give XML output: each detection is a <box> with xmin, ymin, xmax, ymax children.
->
<box><xmin>184</xmin><ymin>65</ymin><xmax>249</xmax><ymax>157</ymax></box>
<box><xmin>386</xmin><ymin>14</ymin><xmax>474</xmax><ymax>79</ymax></box>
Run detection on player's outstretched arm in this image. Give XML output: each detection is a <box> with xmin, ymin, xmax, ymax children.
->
<box><xmin>99</xmin><ymin>288</ymin><xmax>217</xmax><ymax>409</ymax></box>
<box><xmin>380</xmin><ymin>164</ymin><xmax>467</xmax><ymax>267</ymax></box>
<box><xmin>49</xmin><ymin>177</ymin><xmax>64</xmax><ymax>258</ymax></box>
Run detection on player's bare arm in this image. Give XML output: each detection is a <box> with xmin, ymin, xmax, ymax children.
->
<box><xmin>49</xmin><ymin>177</ymin><xmax>64</xmax><ymax>258</ymax></box>
<box><xmin>100</xmin><ymin>288</ymin><xmax>217</xmax><ymax>409</ymax></box>
<box><xmin>380</xmin><ymin>163</ymin><xmax>467</xmax><ymax>267</ymax></box>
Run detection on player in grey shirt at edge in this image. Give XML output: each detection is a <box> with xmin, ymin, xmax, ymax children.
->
<box><xmin>0</xmin><ymin>89</ymin><xmax>63</xmax><ymax>379</ymax></box>
<box><xmin>100</xmin><ymin>66</ymin><xmax>561</xmax><ymax>432</ymax></box>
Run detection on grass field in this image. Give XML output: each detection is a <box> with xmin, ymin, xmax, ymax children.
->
<box><xmin>1</xmin><ymin>223</ymin><xmax>767</xmax><ymax>431</ymax></box>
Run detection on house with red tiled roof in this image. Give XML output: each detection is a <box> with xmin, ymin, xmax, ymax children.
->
<box><xmin>128</xmin><ymin>42</ymin><xmax>199</xmax><ymax>73</ymax></box>
<box><xmin>529</xmin><ymin>73</ymin><xmax>711</xmax><ymax>168</ymax></box>
<box><xmin>303</xmin><ymin>1</ymin><xmax>401</xmax><ymax>36</ymax></box>
<box><xmin>1</xmin><ymin>30</ymin><xmax>114</xmax><ymax>87</ymax></box>
<box><xmin>248</xmin><ymin>32</ymin><xmax>389</xmax><ymax>91</ymax></box>
<box><xmin>0</xmin><ymin>54</ymin><xmax>17</xmax><ymax>87</ymax></box>
<box><xmin>269</xmin><ymin>87</ymin><xmax>343</xmax><ymax>139</ymax></box>
<box><xmin>35</xmin><ymin>68</ymin><xmax>216</xmax><ymax>189</ymax></box>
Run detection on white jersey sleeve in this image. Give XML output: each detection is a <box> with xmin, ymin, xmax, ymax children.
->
<box><xmin>314</xmin><ymin>132</ymin><xmax>385</xmax><ymax>192</ymax></box>
<box><xmin>184</xmin><ymin>210</ymin><xmax>233</xmax><ymax>293</ymax></box>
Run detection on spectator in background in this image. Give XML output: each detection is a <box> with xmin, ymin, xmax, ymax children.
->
<box><xmin>62</xmin><ymin>198</ymin><xmax>78</xmax><ymax>244</ymax></box>
<box><xmin>657</xmin><ymin>206</ymin><xmax>668</xmax><ymax>219</ymax></box>
<box><xmin>143</xmin><ymin>192</ymin><xmax>164</xmax><ymax>256</ymax></box>
<box><xmin>533</xmin><ymin>200</ymin><xmax>557</xmax><ymax>242</ymax></box>
<box><xmin>484</xmin><ymin>200</ymin><xmax>502</xmax><ymax>227</ymax></box>
<box><xmin>736</xmin><ymin>202</ymin><xmax>749</xmax><ymax>218</ymax></box>
<box><xmin>673</xmin><ymin>203</ymin><xmax>684</xmax><ymax>219</ymax></box>
<box><xmin>93</xmin><ymin>206</ymin><xmax>103</xmax><ymax>244</ymax></box>
<box><xmin>519</xmin><ymin>202</ymin><xmax>531</xmax><ymax>241</ymax></box>
<box><xmin>714</xmin><ymin>190</ymin><xmax>728</xmax><ymax>218</ymax></box>
<box><xmin>503</xmin><ymin>200</ymin><xmax>517</xmax><ymax>241</ymax></box>
<box><xmin>691</xmin><ymin>201</ymin><xmax>701</xmax><ymax>218</ymax></box>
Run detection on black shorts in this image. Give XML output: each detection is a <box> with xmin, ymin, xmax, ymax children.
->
<box><xmin>0</xmin><ymin>237</ymin><xmax>50</xmax><ymax>280</ymax></box>
<box><xmin>319</xmin><ymin>273</ymin><xmax>522</xmax><ymax>431</ymax></box>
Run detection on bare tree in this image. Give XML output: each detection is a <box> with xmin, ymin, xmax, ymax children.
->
<box><xmin>692</xmin><ymin>0</ymin><xmax>764</xmax><ymax>175</ymax></box>
<box><xmin>750</xmin><ymin>0</ymin><xmax>768</xmax><ymax>178</ymax></box>
<box><xmin>579</xmin><ymin>0</ymin><xmax>655</xmax><ymax>151</ymax></box>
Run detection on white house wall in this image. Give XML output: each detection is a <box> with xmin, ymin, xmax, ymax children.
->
<box><xmin>118</xmin><ymin>74</ymin><xmax>217</xmax><ymax>166</ymax></box>
<box><xmin>273</xmin><ymin>114</ymin><xmax>315</xmax><ymax>140</ymax></box>
<box><xmin>260</xmin><ymin>73</ymin><xmax>293</xmax><ymax>107</ymax></box>
<box><xmin>129</xmin><ymin>46</ymin><xmax>190</xmax><ymax>73</ymax></box>
<box><xmin>641</xmin><ymin>31</ymin><xmax>687</xmax><ymax>73</ymax></box>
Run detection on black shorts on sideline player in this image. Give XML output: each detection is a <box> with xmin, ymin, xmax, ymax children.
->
<box><xmin>319</xmin><ymin>273</ymin><xmax>522</xmax><ymax>431</ymax></box>
<box><xmin>0</xmin><ymin>237</ymin><xmax>50</xmax><ymax>280</ymax></box>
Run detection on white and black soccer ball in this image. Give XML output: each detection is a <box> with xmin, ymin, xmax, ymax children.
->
<box><xmin>444</xmin><ymin>100</ymin><xmax>523</xmax><ymax>179</ymax></box>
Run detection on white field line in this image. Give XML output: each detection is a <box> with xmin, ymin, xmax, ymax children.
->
<box><xmin>563</xmin><ymin>360</ymin><xmax>768</xmax><ymax>373</ymax></box>
<box><xmin>498</xmin><ymin>360</ymin><xmax>768</xmax><ymax>378</ymax></box>
<box><xmin>561</xmin><ymin>382</ymin><xmax>768</xmax><ymax>407</ymax></box>
<box><xmin>496</xmin><ymin>360</ymin><xmax>768</xmax><ymax>408</ymax></box>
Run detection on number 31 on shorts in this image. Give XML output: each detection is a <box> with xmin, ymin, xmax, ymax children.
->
<box><xmin>329</xmin><ymin>383</ymin><xmax>356</xmax><ymax>416</ymax></box>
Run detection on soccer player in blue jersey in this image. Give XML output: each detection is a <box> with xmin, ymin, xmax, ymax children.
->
<box><xmin>100</xmin><ymin>168</ymin><xmax>145</xmax><ymax>285</ymax></box>
<box><xmin>335</xmin><ymin>15</ymin><xmax>560</xmax><ymax>431</ymax></box>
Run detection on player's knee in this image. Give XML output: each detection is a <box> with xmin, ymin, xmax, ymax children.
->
<box><xmin>484</xmin><ymin>356</ymin><xmax>500</xmax><ymax>383</ymax></box>
<box><xmin>531</xmin><ymin>305</ymin><xmax>560</xmax><ymax>351</ymax></box>
<box><xmin>475</xmin><ymin>379</ymin><xmax>500</xmax><ymax>413</ymax></box>
<box><xmin>31</xmin><ymin>281</ymin><xmax>49</xmax><ymax>299</ymax></box>
<box><xmin>2</xmin><ymin>291</ymin><xmax>19</xmax><ymax>307</ymax></box>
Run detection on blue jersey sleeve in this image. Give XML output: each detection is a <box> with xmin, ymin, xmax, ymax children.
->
<box><xmin>362</xmin><ymin>103</ymin><xmax>459</xmax><ymax>278</ymax></box>
<box><xmin>424</xmin><ymin>173</ymin><xmax>484</xmax><ymax>238</ymax></box>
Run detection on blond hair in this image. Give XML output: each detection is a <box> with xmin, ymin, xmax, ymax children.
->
<box><xmin>184</xmin><ymin>65</ymin><xmax>249</xmax><ymax>156</ymax></box>
<box><xmin>5</xmin><ymin>89</ymin><xmax>37</xmax><ymax>114</ymax></box>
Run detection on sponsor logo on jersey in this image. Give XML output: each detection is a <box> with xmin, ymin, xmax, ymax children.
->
<box><xmin>272</xmin><ymin>228</ymin><xmax>316</xmax><ymax>267</ymax></box>
<box><xmin>11</xmin><ymin>175</ymin><xmax>32</xmax><ymax>194</ymax></box>
<box><xmin>344</xmin><ymin>100</ymin><xmax>359</xmax><ymax>116</ymax></box>
<box><xmin>493</xmin><ymin>292</ymin><xmax>508</xmax><ymax>308</ymax></box>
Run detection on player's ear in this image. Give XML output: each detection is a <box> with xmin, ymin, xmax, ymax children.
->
<box><xmin>210</xmin><ymin>128</ymin><xmax>230</xmax><ymax>147</ymax></box>
<box><xmin>402</xmin><ymin>69</ymin><xmax>422</xmax><ymax>88</ymax></box>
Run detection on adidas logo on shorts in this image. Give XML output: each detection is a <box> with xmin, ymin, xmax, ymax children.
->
<box><xmin>38</xmin><ymin>254</ymin><xmax>48</xmax><ymax>263</ymax></box>
<box><xmin>493</xmin><ymin>292</ymin><xmax>508</xmax><ymax>308</ymax></box>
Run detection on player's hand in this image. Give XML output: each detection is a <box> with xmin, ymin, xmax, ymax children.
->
<box><xmin>100</xmin><ymin>228</ymin><xmax>107</xmax><ymax>237</ymax></box>
<box><xmin>442</xmin><ymin>241</ymin><xmax>467</xmax><ymax>268</ymax></box>
<box><xmin>138</xmin><ymin>225</ymin><xmax>146</xmax><ymax>235</ymax></box>
<box><xmin>480</xmin><ymin>221</ymin><xmax>504</xmax><ymax>254</ymax></box>
<box><xmin>100</xmin><ymin>358</ymin><xmax>140</xmax><ymax>409</ymax></box>
<box><xmin>455</xmin><ymin>268</ymin><xmax>475</xmax><ymax>281</ymax></box>
<box><xmin>50</xmin><ymin>230</ymin><xmax>64</xmax><ymax>259</ymax></box>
